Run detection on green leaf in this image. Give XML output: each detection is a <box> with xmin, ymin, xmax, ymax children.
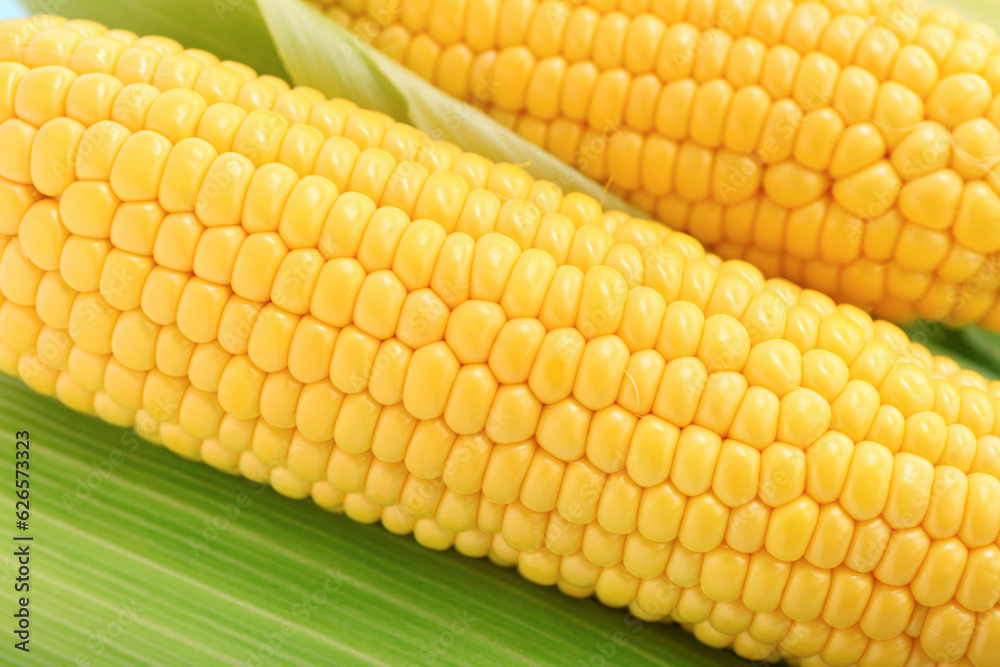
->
<box><xmin>255</xmin><ymin>0</ymin><xmax>645</xmax><ymax>218</ymax></box>
<box><xmin>956</xmin><ymin>328</ymin><xmax>1000</xmax><ymax>379</ymax></box>
<box><xmin>23</xmin><ymin>0</ymin><xmax>288</xmax><ymax>78</ymax></box>
<box><xmin>0</xmin><ymin>372</ymin><xmax>742</xmax><ymax>666</ymax></box>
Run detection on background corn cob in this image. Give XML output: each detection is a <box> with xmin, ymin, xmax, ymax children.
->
<box><xmin>3</xmin><ymin>15</ymin><xmax>1000</xmax><ymax>667</ymax></box>
<box><xmin>310</xmin><ymin>0</ymin><xmax>1000</xmax><ymax>332</ymax></box>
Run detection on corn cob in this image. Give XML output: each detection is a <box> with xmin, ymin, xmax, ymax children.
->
<box><xmin>311</xmin><ymin>0</ymin><xmax>1000</xmax><ymax>331</ymax></box>
<box><xmin>3</xmin><ymin>15</ymin><xmax>1000</xmax><ymax>667</ymax></box>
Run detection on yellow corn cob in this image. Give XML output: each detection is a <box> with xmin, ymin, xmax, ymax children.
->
<box><xmin>312</xmin><ymin>0</ymin><xmax>1000</xmax><ymax>331</ymax></box>
<box><xmin>3</xmin><ymin>15</ymin><xmax>1000</xmax><ymax>667</ymax></box>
